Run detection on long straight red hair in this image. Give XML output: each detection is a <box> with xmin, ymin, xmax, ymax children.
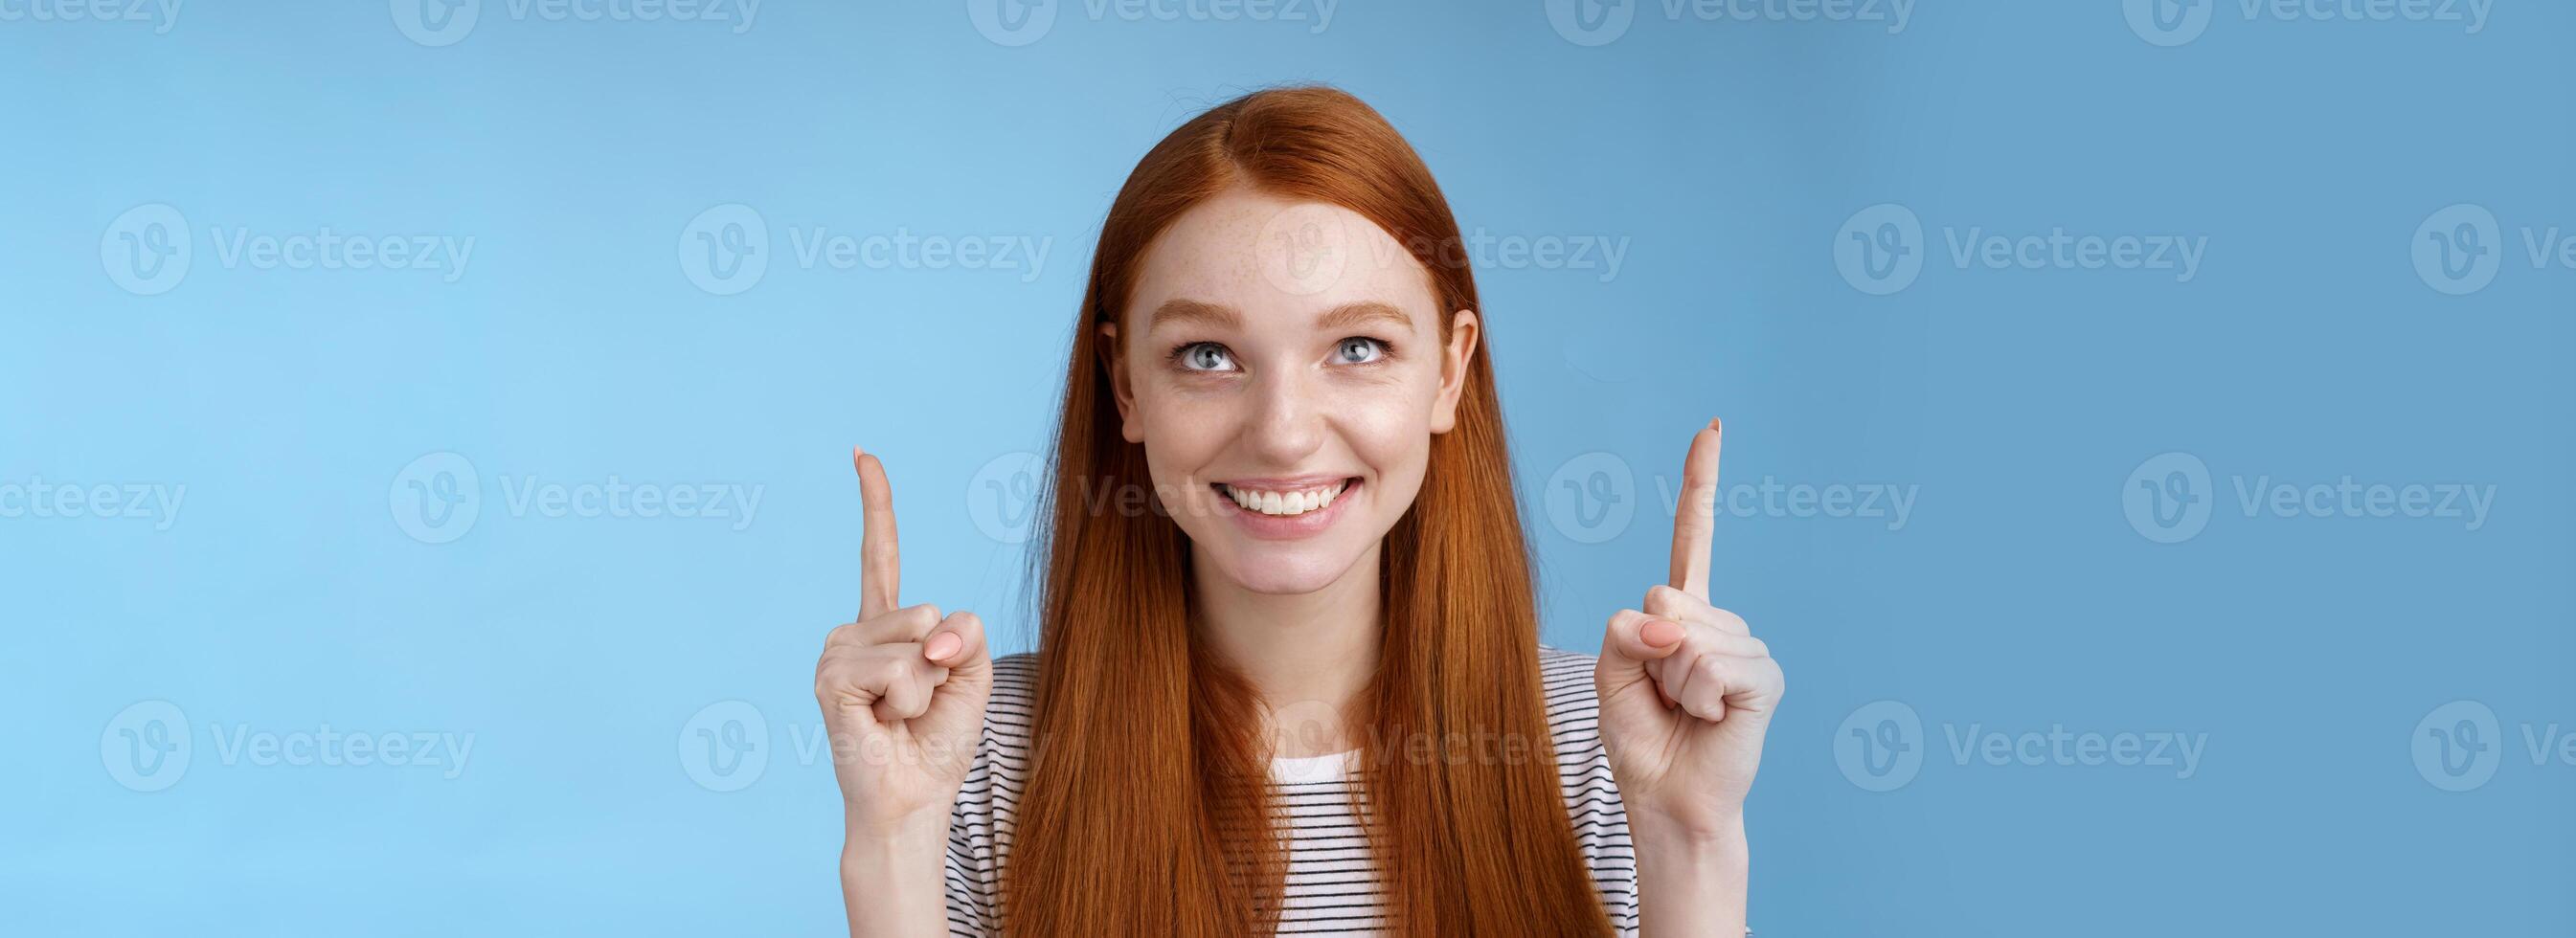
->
<box><xmin>1004</xmin><ymin>86</ymin><xmax>1615</xmax><ymax>937</ymax></box>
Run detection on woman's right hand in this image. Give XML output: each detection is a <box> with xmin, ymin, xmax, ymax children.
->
<box><xmin>815</xmin><ymin>446</ymin><xmax>993</xmax><ymax>838</ymax></box>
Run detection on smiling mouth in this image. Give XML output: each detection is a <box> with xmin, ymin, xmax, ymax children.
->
<box><xmin>1211</xmin><ymin>478</ymin><xmax>1358</xmax><ymax>517</ymax></box>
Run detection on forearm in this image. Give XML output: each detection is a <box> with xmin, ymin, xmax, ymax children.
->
<box><xmin>839</xmin><ymin>811</ymin><xmax>954</xmax><ymax>938</ymax></box>
<box><xmin>1631</xmin><ymin>810</ymin><xmax>1749</xmax><ymax>938</ymax></box>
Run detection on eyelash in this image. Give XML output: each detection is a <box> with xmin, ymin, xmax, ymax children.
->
<box><xmin>1166</xmin><ymin>337</ymin><xmax>1395</xmax><ymax>372</ymax></box>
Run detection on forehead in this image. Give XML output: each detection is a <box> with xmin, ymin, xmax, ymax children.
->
<box><xmin>1127</xmin><ymin>186</ymin><xmax>1438</xmax><ymax>332</ymax></box>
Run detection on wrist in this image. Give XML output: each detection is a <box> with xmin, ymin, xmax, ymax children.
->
<box><xmin>839</xmin><ymin>810</ymin><xmax>952</xmax><ymax>938</ymax></box>
<box><xmin>1627</xmin><ymin>794</ymin><xmax>1747</xmax><ymax>848</ymax></box>
<box><xmin>1630</xmin><ymin>808</ymin><xmax>1750</xmax><ymax>937</ymax></box>
<box><xmin>843</xmin><ymin>804</ymin><xmax>953</xmax><ymax>853</ymax></box>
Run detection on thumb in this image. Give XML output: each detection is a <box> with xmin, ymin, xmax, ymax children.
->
<box><xmin>913</xmin><ymin>612</ymin><xmax>994</xmax><ymax>776</ymax></box>
<box><xmin>1595</xmin><ymin>608</ymin><xmax>1686</xmax><ymax>697</ymax></box>
<box><xmin>921</xmin><ymin>611</ymin><xmax>991</xmax><ymax>693</ymax></box>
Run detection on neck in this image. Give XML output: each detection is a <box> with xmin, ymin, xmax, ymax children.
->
<box><xmin>1190</xmin><ymin>542</ymin><xmax>1384</xmax><ymax>759</ymax></box>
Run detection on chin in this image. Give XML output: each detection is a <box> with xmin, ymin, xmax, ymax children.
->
<box><xmin>1204</xmin><ymin>543</ymin><xmax>1364</xmax><ymax>595</ymax></box>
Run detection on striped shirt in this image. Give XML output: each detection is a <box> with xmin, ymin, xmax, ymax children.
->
<box><xmin>939</xmin><ymin>646</ymin><xmax>1641</xmax><ymax>936</ymax></box>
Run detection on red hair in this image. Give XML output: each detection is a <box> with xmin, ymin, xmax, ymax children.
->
<box><xmin>1005</xmin><ymin>85</ymin><xmax>1615</xmax><ymax>937</ymax></box>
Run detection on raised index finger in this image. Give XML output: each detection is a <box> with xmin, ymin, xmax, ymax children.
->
<box><xmin>1667</xmin><ymin>417</ymin><xmax>1724</xmax><ymax>601</ymax></box>
<box><xmin>854</xmin><ymin>445</ymin><xmax>900</xmax><ymax>620</ymax></box>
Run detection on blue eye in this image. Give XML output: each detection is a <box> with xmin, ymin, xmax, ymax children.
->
<box><xmin>1175</xmin><ymin>342</ymin><xmax>1236</xmax><ymax>372</ymax></box>
<box><xmin>1333</xmin><ymin>337</ymin><xmax>1386</xmax><ymax>365</ymax></box>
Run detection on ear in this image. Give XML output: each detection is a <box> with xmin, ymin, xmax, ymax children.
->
<box><xmin>1428</xmin><ymin>309</ymin><xmax>1480</xmax><ymax>435</ymax></box>
<box><xmin>1098</xmin><ymin>322</ymin><xmax>1145</xmax><ymax>443</ymax></box>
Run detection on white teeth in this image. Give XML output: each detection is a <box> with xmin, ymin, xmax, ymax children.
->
<box><xmin>1222</xmin><ymin>480</ymin><xmax>1349</xmax><ymax>517</ymax></box>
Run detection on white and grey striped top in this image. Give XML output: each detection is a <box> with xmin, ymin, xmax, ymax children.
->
<box><xmin>939</xmin><ymin>646</ymin><xmax>1641</xmax><ymax>936</ymax></box>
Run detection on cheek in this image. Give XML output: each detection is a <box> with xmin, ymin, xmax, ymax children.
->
<box><xmin>1135</xmin><ymin>380</ymin><xmax>1236</xmax><ymax>463</ymax></box>
<box><xmin>1326</xmin><ymin>382</ymin><xmax>1436</xmax><ymax>474</ymax></box>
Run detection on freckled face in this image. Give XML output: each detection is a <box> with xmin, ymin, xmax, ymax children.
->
<box><xmin>1105</xmin><ymin>187</ymin><xmax>1479</xmax><ymax>595</ymax></box>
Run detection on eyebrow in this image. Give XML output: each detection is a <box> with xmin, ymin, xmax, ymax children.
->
<box><xmin>1146</xmin><ymin>299</ymin><xmax>1415</xmax><ymax>334</ymax></box>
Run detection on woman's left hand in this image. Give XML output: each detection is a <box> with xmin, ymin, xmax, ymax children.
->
<box><xmin>1594</xmin><ymin>418</ymin><xmax>1786</xmax><ymax>838</ymax></box>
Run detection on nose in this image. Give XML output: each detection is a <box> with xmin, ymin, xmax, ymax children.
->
<box><xmin>1244</xmin><ymin>368</ymin><xmax>1325</xmax><ymax>466</ymax></box>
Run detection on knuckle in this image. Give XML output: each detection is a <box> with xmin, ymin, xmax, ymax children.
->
<box><xmin>861</xmin><ymin>655</ymin><xmax>908</xmax><ymax>688</ymax></box>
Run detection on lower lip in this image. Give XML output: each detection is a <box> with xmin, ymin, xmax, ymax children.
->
<box><xmin>1214</xmin><ymin>480</ymin><xmax>1359</xmax><ymax>541</ymax></box>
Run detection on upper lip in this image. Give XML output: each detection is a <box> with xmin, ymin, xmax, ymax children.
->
<box><xmin>1212</xmin><ymin>475</ymin><xmax>1356</xmax><ymax>490</ymax></box>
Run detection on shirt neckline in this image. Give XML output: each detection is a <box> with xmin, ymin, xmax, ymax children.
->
<box><xmin>1269</xmin><ymin>748</ymin><xmax>1360</xmax><ymax>784</ymax></box>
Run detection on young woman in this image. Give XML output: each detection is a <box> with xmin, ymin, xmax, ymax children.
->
<box><xmin>814</xmin><ymin>86</ymin><xmax>1782</xmax><ymax>937</ymax></box>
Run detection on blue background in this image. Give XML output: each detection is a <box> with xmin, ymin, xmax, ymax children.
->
<box><xmin>6</xmin><ymin>1</ymin><xmax>2570</xmax><ymax>934</ymax></box>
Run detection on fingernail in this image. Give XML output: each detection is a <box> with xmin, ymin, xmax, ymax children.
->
<box><xmin>924</xmin><ymin>632</ymin><xmax>961</xmax><ymax>661</ymax></box>
<box><xmin>1641</xmin><ymin>618</ymin><xmax>1686</xmax><ymax>647</ymax></box>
